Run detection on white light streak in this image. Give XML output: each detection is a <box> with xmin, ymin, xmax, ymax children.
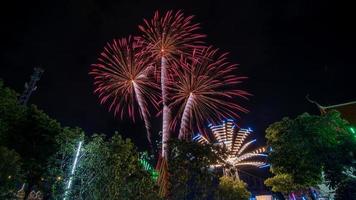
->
<box><xmin>63</xmin><ymin>141</ymin><xmax>83</xmax><ymax>200</ymax></box>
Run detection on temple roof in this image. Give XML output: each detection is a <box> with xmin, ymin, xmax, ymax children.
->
<box><xmin>320</xmin><ymin>101</ymin><xmax>356</xmax><ymax>124</ymax></box>
<box><xmin>306</xmin><ymin>96</ymin><xmax>356</xmax><ymax>124</ymax></box>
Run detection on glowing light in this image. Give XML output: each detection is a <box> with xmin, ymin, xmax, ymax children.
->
<box><xmin>291</xmin><ymin>193</ymin><xmax>296</xmax><ymax>200</ymax></box>
<box><xmin>139</xmin><ymin>153</ymin><xmax>159</xmax><ymax>181</ymax></box>
<box><xmin>193</xmin><ymin>120</ymin><xmax>268</xmax><ymax>177</ymax></box>
<box><xmin>350</xmin><ymin>127</ymin><xmax>355</xmax><ymax>134</ymax></box>
<box><xmin>259</xmin><ymin>164</ymin><xmax>271</xmax><ymax>169</ymax></box>
<box><xmin>63</xmin><ymin>141</ymin><xmax>83</xmax><ymax>200</ymax></box>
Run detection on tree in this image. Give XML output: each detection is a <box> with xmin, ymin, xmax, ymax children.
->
<box><xmin>6</xmin><ymin>105</ymin><xmax>62</xmax><ymax>190</ymax></box>
<box><xmin>320</xmin><ymin>111</ymin><xmax>356</xmax><ymax>188</ymax></box>
<box><xmin>264</xmin><ymin>173</ymin><xmax>303</xmax><ymax>197</ymax></box>
<box><xmin>1</xmin><ymin>80</ymin><xmax>160</xmax><ymax>199</ymax></box>
<box><xmin>265</xmin><ymin>111</ymin><xmax>356</xmax><ymax>195</ymax></box>
<box><xmin>0</xmin><ymin>146</ymin><xmax>24</xmax><ymax>199</ymax></box>
<box><xmin>0</xmin><ymin>80</ymin><xmax>26</xmax><ymax>145</ymax></box>
<box><xmin>167</xmin><ymin>139</ymin><xmax>225</xmax><ymax>200</ymax></box>
<box><xmin>334</xmin><ymin>177</ymin><xmax>356</xmax><ymax>200</ymax></box>
<box><xmin>215</xmin><ymin>176</ymin><xmax>250</xmax><ymax>200</ymax></box>
<box><xmin>0</xmin><ymin>80</ymin><xmax>70</xmax><ymax>193</ymax></box>
<box><xmin>46</xmin><ymin>127</ymin><xmax>85</xmax><ymax>199</ymax></box>
<box><xmin>68</xmin><ymin>133</ymin><xmax>160</xmax><ymax>200</ymax></box>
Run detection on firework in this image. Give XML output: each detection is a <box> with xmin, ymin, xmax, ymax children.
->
<box><xmin>193</xmin><ymin>119</ymin><xmax>268</xmax><ymax>178</ymax></box>
<box><xmin>168</xmin><ymin>47</ymin><xmax>250</xmax><ymax>139</ymax></box>
<box><xmin>90</xmin><ymin>36</ymin><xmax>159</xmax><ymax>144</ymax></box>
<box><xmin>138</xmin><ymin>10</ymin><xmax>205</xmax><ymax>60</ymax></box>
<box><xmin>138</xmin><ymin>10</ymin><xmax>205</xmax><ymax>158</ymax></box>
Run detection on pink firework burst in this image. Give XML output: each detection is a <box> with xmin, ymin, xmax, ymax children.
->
<box><xmin>138</xmin><ymin>10</ymin><xmax>205</xmax><ymax>61</ymax></box>
<box><xmin>90</xmin><ymin>36</ymin><xmax>159</xmax><ymax>143</ymax></box>
<box><xmin>138</xmin><ymin>10</ymin><xmax>206</xmax><ymax>159</ymax></box>
<box><xmin>168</xmin><ymin>47</ymin><xmax>251</xmax><ymax>139</ymax></box>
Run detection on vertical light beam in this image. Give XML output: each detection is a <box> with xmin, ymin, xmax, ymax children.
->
<box><xmin>63</xmin><ymin>141</ymin><xmax>83</xmax><ymax>200</ymax></box>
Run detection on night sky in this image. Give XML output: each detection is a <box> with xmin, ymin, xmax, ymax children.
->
<box><xmin>1</xmin><ymin>0</ymin><xmax>355</xmax><ymax>150</ymax></box>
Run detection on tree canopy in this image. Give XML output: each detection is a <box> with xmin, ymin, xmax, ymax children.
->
<box><xmin>0</xmin><ymin>80</ymin><xmax>66</xmax><ymax>190</ymax></box>
<box><xmin>265</xmin><ymin>111</ymin><xmax>356</xmax><ymax>195</ymax></box>
<box><xmin>0</xmin><ymin>80</ymin><xmax>161</xmax><ymax>199</ymax></box>
<box><xmin>0</xmin><ymin>146</ymin><xmax>23</xmax><ymax>199</ymax></box>
<box><xmin>167</xmin><ymin>139</ymin><xmax>226</xmax><ymax>200</ymax></box>
<box><xmin>214</xmin><ymin>176</ymin><xmax>250</xmax><ymax>200</ymax></box>
<box><xmin>65</xmin><ymin>133</ymin><xmax>160</xmax><ymax>200</ymax></box>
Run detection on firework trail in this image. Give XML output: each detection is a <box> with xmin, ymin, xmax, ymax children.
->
<box><xmin>168</xmin><ymin>47</ymin><xmax>250</xmax><ymax>139</ymax></box>
<box><xmin>90</xmin><ymin>36</ymin><xmax>159</xmax><ymax>144</ymax></box>
<box><xmin>138</xmin><ymin>10</ymin><xmax>205</xmax><ymax>158</ymax></box>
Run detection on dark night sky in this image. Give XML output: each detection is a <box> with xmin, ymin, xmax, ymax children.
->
<box><xmin>1</xmin><ymin>0</ymin><xmax>355</xmax><ymax>150</ymax></box>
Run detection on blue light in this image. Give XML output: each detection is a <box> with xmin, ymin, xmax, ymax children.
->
<box><xmin>192</xmin><ymin>134</ymin><xmax>201</xmax><ymax>140</ymax></box>
<box><xmin>268</xmin><ymin>146</ymin><xmax>273</xmax><ymax>152</ymax></box>
<box><xmin>259</xmin><ymin>164</ymin><xmax>270</xmax><ymax>169</ymax></box>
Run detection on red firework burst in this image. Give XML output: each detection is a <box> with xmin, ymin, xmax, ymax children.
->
<box><xmin>90</xmin><ymin>36</ymin><xmax>159</xmax><ymax>142</ymax></box>
<box><xmin>168</xmin><ymin>47</ymin><xmax>251</xmax><ymax>139</ymax></box>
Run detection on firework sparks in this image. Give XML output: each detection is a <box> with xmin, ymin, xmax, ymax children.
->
<box><xmin>138</xmin><ymin>10</ymin><xmax>205</xmax><ymax>61</ymax></box>
<box><xmin>90</xmin><ymin>36</ymin><xmax>159</xmax><ymax>144</ymax></box>
<box><xmin>168</xmin><ymin>47</ymin><xmax>250</xmax><ymax>139</ymax></box>
<box><xmin>139</xmin><ymin>10</ymin><xmax>205</xmax><ymax>158</ymax></box>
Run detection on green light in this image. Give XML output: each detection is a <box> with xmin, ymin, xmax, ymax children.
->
<box><xmin>350</xmin><ymin>127</ymin><xmax>355</xmax><ymax>134</ymax></box>
<box><xmin>139</xmin><ymin>153</ymin><xmax>159</xmax><ymax>181</ymax></box>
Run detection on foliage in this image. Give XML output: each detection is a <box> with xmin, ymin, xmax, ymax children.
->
<box><xmin>265</xmin><ymin>111</ymin><xmax>356</xmax><ymax>193</ymax></box>
<box><xmin>12</xmin><ymin>105</ymin><xmax>62</xmax><ymax>187</ymax></box>
<box><xmin>0</xmin><ymin>146</ymin><xmax>23</xmax><ymax>199</ymax></box>
<box><xmin>321</xmin><ymin>112</ymin><xmax>356</xmax><ymax>188</ymax></box>
<box><xmin>167</xmin><ymin>139</ymin><xmax>225</xmax><ymax>200</ymax></box>
<box><xmin>334</xmin><ymin>177</ymin><xmax>356</xmax><ymax>200</ymax></box>
<box><xmin>0</xmin><ymin>80</ymin><xmax>26</xmax><ymax>145</ymax></box>
<box><xmin>264</xmin><ymin>173</ymin><xmax>302</xmax><ymax>194</ymax></box>
<box><xmin>68</xmin><ymin>133</ymin><xmax>160</xmax><ymax>200</ymax></box>
<box><xmin>1</xmin><ymin>80</ymin><xmax>161</xmax><ymax>199</ymax></box>
<box><xmin>46</xmin><ymin>127</ymin><xmax>85</xmax><ymax>199</ymax></box>
<box><xmin>214</xmin><ymin>176</ymin><xmax>250</xmax><ymax>200</ymax></box>
<box><xmin>0</xmin><ymin>80</ymin><xmax>74</xmax><ymax>193</ymax></box>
